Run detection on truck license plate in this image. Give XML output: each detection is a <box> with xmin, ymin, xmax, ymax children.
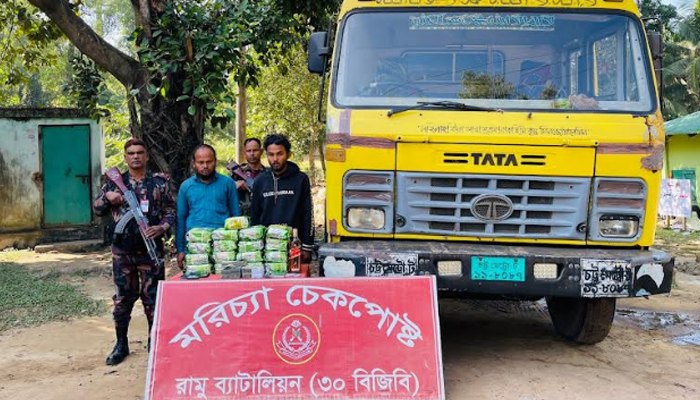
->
<box><xmin>580</xmin><ymin>259</ymin><xmax>633</xmax><ymax>297</ymax></box>
<box><xmin>365</xmin><ymin>253</ymin><xmax>418</xmax><ymax>276</ymax></box>
<box><xmin>471</xmin><ymin>257</ymin><xmax>525</xmax><ymax>282</ymax></box>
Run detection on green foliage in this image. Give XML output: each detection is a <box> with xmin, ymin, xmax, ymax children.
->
<box><xmin>208</xmin><ymin>134</ymin><xmax>238</xmax><ymax>174</ymax></box>
<box><xmin>0</xmin><ymin>0</ymin><xmax>135</xmax><ymax>170</ymax></box>
<box><xmin>3</xmin><ymin>0</ymin><xmax>340</xmax><ymax>184</ymax></box>
<box><xmin>138</xmin><ymin>0</ymin><xmax>339</xmax><ymax>126</ymax></box>
<box><xmin>0</xmin><ymin>262</ymin><xmax>105</xmax><ymax>332</ymax></box>
<box><xmin>460</xmin><ymin>71</ymin><xmax>516</xmax><ymax>99</ymax></box>
<box><xmin>248</xmin><ymin>44</ymin><xmax>326</xmax><ymax>163</ymax></box>
<box><xmin>0</xmin><ymin>0</ymin><xmax>63</xmax><ymax>101</ymax></box>
<box><xmin>639</xmin><ymin>0</ymin><xmax>679</xmax><ymax>33</ymax></box>
<box><xmin>81</xmin><ymin>0</ymin><xmax>135</xmax><ymax>46</ymax></box>
<box><xmin>103</xmin><ymin>100</ymin><xmax>130</xmax><ymax>170</ymax></box>
<box><xmin>65</xmin><ymin>54</ymin><xmax>105</xmax><ymax>112</ymax></box>
<box><xmin>655</xmin><ymin>227</ymin><xmax>700</xmax><ymax>245</ymax></box>
<box><xmin>20</xmin><ymin>74</ymin><xmax>49</xmax><ymax>106</ymax></box>
<box><xmin>641</xmin><ymin>0</ymin><xmax>700</xmax><ymax>120</ymax></box>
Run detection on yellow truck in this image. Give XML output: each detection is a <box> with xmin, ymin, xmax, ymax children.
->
<box><xmin>307</xmin><ymin>0</ymin><xmax>673</xmax><ymax>344</ymax></box>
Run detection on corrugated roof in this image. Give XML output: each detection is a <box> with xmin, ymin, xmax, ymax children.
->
<box><xmin>0</xmin><ymin>108</ymin><xmax>93</xmax><ymax>120</ymax></box>
<box><xmin>665</xmin><ymin>110</ymin><xmax>700</xmax><ymax>136</ymax></box>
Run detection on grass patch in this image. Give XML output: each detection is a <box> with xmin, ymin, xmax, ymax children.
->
<box><xmin>0</xmin><ymin>262</ymin><xmax>106</xmax><ymax>332</ymax></box>
<box><xmin>40</xmin><ymin>266</ymin><xmax>108</xmax><ymax>280</ymax></box>
<box><xmin>655</xmin><ymin>229</ymin><xmax>700</xmax><ymax>247</ymax></box>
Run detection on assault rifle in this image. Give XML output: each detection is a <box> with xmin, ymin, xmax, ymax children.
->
<box><xmin>105</xmin><ymin>167</ymin><xmax>165</xmax><ymax>268</ymax></box>
<box><xmin>226</xmin><ymin>161</ymin><xmax>255</xmax><ymax>191</ymax></box>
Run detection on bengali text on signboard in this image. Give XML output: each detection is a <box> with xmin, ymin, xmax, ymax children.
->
<box><xmin>145</xmin><ymin>277</ymin><xmax>444</xmax><ymax>400</ymax></box>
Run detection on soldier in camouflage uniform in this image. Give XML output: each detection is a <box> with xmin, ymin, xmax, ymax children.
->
<box><xmin>230</xmin><ymin>138</ymin><xmax>267</xmax><ymax>216</ymax></box>
<box><xmin>93</xmin><ymin>138</ymin><xmax>176</xmax><ymax>366</ymax></box>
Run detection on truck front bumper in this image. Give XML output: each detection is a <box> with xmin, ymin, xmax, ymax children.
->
<box><xmin>319</xmin><ymin>241</ymin><xmax>674</xmax><ymax>298</ymax></box>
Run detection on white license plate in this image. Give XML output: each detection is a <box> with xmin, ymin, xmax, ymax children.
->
<box><xmin>365</xmin><ymin>253</ymin><xmax>418</xmax><ymax>276</ymax></box>
<box><xmin>580</xmin><ymin>259</ymin><xmax>633</xmax><ymax>298</ymax></box>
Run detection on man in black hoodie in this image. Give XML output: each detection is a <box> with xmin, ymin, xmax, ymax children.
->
<box><xmin>251</xmin><ymin>134</ymin><xmax>314</xmax><ymax>261</ymax></box>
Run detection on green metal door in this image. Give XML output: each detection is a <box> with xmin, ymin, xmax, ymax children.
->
<box><xmin>672</xmin><ymin>169</ymin><xmax>698</xmax><ymax>207</ymax></box>
<box><xmin>42</xmin><ymin>125</ymin><xmax>92</xmax><ymax>226</ymax></box>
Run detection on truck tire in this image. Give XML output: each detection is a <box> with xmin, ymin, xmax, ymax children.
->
<box><xmin>546</xmin><ymin>297</ymin><xmax>616</xmax><ymax>344</ymax></box>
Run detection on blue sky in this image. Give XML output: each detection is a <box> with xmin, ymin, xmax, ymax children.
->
<box><xmin>661</xmin><ymin>0</ymin><xmax>695</xmax><ymax>15</ymax></box>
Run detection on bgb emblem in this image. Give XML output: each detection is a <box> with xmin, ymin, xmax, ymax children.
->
<box><xmin>273</xmin><ymin>314</ymin><xmax>320</xmax><ymax>365</ymax></box>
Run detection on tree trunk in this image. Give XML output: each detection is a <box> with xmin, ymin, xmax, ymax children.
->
<box><xmin>28</xmin><ymin>0</ymin><xmax>204</xmax><ymax>187</ymax></box>
<box><xmin>27</xmin><ymin>0</ymin><xmax>141</xmax><ymax>87</ymax></box>
<box><xmin>27</xmin><ymin>0</ymin><xmax>254</xmax><ymax>187</ymax></box>
<box><xmin>236</xmin><ymin>83</ymin><xmax>247</xmax><ymax>164</ymax></box>
<box><xmin>236</xmin><ymin>46</ymin><xmax>248</xmax><ymax>163</ymax></box>
<box><xmin>308</xmin><ymin>129</ymin><xmax>317</xmax><ymax>186</ymax></box>
<box><xmin>318</xmin><ymin>138</ymin><xmax>327</xmax><ymax>174</ymax></box>
<box><xmin>134</xmin><ymin>82</ymin><xmax>202</xmax><ymax>186</ymax></box>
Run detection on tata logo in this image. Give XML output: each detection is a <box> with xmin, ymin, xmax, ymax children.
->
<box><xmin>448</xmin><ymin>153</ymin><xmax>519</xmax><ymax>166</ymax></box>
<box><xmin>445</xmin><ymin>153</ymin><xmax>546</xmax><ymax>167</ymax></box>
<box><xmin>471</xmin><ymin>194</ymin><xmax>514</xmax><ymax>222</ymax></box>
<box><xmin>475</xmin><ymin>153</ymin><xmax>518</xmax><ymax>166</ymax></box>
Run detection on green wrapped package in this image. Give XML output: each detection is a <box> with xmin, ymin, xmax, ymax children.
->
<box><xmin>237</xmin><ymin>251</ymin><xmax>263</xmax><ymax>262</ymax></box>
<box><xmin>266</xmin><ymin>262</ymin><xmax>288</xmax><ymax>275</ymax></box>
<box><xmin>225</xmin><ymin>216</ymin><xmax>250</xmax><ymax>230</ymax></box>
<box><xmin>212</xmin><ymin>229</ymin><xmax>239</xmax><ymax>241</ymax></box>
<box><xmin>215</xmin><ymin>260</ymin><xmax>245</xmax><ymax>267</ymax></box>
<box><xmin>264</xmin><ymin>251</ymin><xmax>288</xmax><ymax>263</ymax></box>
<box><xmin>185</xmin><ymin>263</ymin><xmax>211</xmax><ymax>278</ymax></box>
<box><xmin>238</xmin><ymin>240</ymin><xmax>264</xmax><ymax>253</ymax></box>
<box><xmin>213</xmin><ymin>240</ymin><xmax>237</xmax><ymax>252</ymax></box>
<box><xmin>186</xmin><ymin>228</ymin><xmax>213</xmax><ymax>243</ymax></box>
<box><xmin>185</xmin><ymin>254</ymin><xmax>210</xmax><ymax>264</ymax></box>
<box><xmin>187</xmin><ymin>242</ymin><xmax>212</xmax><ymax>254</ymax></box>
<box><xmin>213</xmin><ymin>252</ymin><xmax>238</xmax><ymax>262</ymax></box>
<box><xmin>265</xmin><ymin>238</ymin><xmax>288</xmax><ymax>251</ymax></box>
<box><xmin>239</xmin><ymin>226</ymin><xmax>266</xmax><ymax>241</ymax></box>
<box><xmin>266</xmin><ymin>224</ymin><xmax>292</xmax><ymax>240</ymax></box>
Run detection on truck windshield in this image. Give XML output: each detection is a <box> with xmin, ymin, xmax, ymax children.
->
<box><xmin>334</xmin><ymin>11</ymin><xmax>654</xmax><ymax>113</ymax></box>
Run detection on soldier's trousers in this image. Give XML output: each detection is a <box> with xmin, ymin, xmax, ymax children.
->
<box><xmin>111</xmin><ymin>248</ymin><xmax>164</xmax><ymax>329</ymax></box>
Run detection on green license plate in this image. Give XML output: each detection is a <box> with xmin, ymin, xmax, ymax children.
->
<box><xmin>471</xmin><ymin>257</ymin><xmax>525</xmax><ymax>282</ymax></box>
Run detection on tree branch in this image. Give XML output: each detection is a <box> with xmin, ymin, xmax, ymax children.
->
<box><xmin>27</xmin><ymin>0</ymin><xmax>142</xmax><ymax>87</ymax></box>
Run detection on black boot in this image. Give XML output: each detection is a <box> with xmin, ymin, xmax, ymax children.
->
<box><xmin>105</xmin><ymin>326</ymin><xmax>130</xmax><ymax>366</ymax></box>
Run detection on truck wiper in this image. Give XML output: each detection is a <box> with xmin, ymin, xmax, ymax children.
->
<box><xmin>387</xmin><ymin>101</ymin><xmax>496</xmax><ymax>117</ymax></box>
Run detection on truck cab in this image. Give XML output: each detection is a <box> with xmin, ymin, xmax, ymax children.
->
<box><xmin>308</xmin><ymin>0</ymin><xmax>673</xmax><ymax>344</ymax></box>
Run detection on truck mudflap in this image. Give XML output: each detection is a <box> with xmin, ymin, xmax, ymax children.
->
<box><xmin>319</xmin><ymin>241</ymin><xmax>674</xmax><ymax>298</ymax></box>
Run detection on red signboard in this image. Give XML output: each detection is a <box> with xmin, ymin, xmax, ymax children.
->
<box><xmin>145</xmin><ymin>277</ymin><xmax>444</xmax><ymax>400</ymax></box>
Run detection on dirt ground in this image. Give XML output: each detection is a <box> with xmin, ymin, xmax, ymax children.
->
<box><xmin>1</xmin><ymin>250</ymin><xmax>699</xmax><ymax>400</ymax></box>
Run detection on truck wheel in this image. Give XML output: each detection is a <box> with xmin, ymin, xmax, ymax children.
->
<box><xmin>546</xmin><ymin>297</ymin><xmax>616</xmax><ymax>344</ymax></box>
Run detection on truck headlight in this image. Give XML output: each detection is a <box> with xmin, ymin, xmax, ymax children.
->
<box><xmin>347</xmin><ymin>208</ymin><xmax>385</xmax><ymax>230</ymax></box>
<box><xmin>598</xmin><ymin>215</ymin><xmax>639</xmax><ymax>238</ymax></box>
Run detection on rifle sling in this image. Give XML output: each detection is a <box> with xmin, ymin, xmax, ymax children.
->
<box><xmin>123</xmin><ymin>171</ymin><xmax>157</xmax><ymax>227</ymax></box>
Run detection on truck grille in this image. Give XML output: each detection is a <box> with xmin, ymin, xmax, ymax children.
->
<box><xmin>396</xmin><ymin>173</ymin><xmax>590</xmax><ymax>240</ymax></box>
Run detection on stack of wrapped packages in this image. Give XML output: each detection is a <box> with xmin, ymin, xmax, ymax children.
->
<box><xmin>211</xmin><ymin>221</ymin><xmax>241</xmax><ymax>279</ymax></box>
<box><xmin>237</xmin><ymin>223</ymin><xmax>266</xmax><ymax>278</ymax></box>
<box><xmin>264</xmin><ymin>225</ymin><xmax>292</xmax><ymax>278</ymax></box>
<box><xmin>185</xmin><ymin>217</ymin><xmax>300</xmax><ymax>280</ymax></box>
<box><xmin>184</xmin><ymin>228</ymin><xmax>213</xmax><ymax>278</ymax></box>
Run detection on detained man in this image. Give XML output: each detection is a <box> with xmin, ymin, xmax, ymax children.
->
<box><xmin>251</xmin><ymin>134</ymin><xmax>314</xmax><ymax>262</ymax></box>
<box><xmin>176</xmin><ymin>144</ymin><xmax>240</xmax><ymax>269</ymax></box>
<box><xmin>230</xmin><ymin>138</ymin><xmax>267</xmax><ymax>216</ymax></box>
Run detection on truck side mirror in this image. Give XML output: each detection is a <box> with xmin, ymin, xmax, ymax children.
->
<box><xmin>308</xmin><ymin>32</ymin><xmax>329</xmax><ymax>75</ymax></box>
<box><xmin>647</xmin><ymin>31</ymin><xmax>663</xmax><ymax>106</ymax></box>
